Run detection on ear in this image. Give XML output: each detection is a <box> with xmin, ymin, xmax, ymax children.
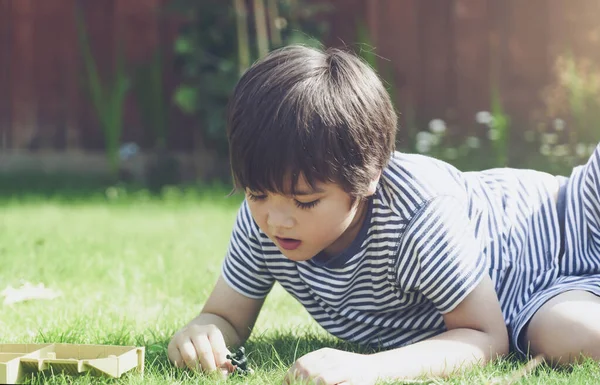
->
<box><xmin>366</xmin><ymin>171</ymin><xmax>381</xmax><ymax>196</ymax></box>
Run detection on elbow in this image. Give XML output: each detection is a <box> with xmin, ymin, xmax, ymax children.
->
<box><xmin>495</xmin><ymin>337</ymin><xmax>510</xmax><ymax>357</ymax></box>
<box><xmin>490</xmin><ymin>327</ymin><xmax>510</xmax><ymax>358</ymax></box>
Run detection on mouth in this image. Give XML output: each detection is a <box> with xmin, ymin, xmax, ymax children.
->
<box><xmin>275</xmin><ymin>236</ymin><xmax>302</xmax><ymax>251</ymax></box>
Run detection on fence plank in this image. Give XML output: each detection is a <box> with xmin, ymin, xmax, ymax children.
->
<box><xmin>548</xmin><ymin>0</ymin><xmax>600</xmax><ymax>68</ymax></box>
<box><xmin>325</xmin><ymin>0</ymin><xmax>364</xmax><ymax>47</ymax></box>
<box><xmin>417</xmin><ymin>0</ymin><xmax>454</xmax><ymax>121</ymax></box>
<box><xmin>33</xmin><ymin>0</ymin><xmax>74</xmax><ymax>149</ymax></box>
<box><xmin>453</xmin><ymin>0</ymin><xmax>490</xmax><ymax>129</ymax></box>
<box><xmin>63</xmin><ymin>0</ymin><xmax>80</xmax><ymax>150</ymax></box>
<box><xmin>157</xmin><ymin>0</ymin><xmax>194</xmax><ymax>152</ymax></box>
<box><xmin>365</xmin><ymin>0</ymin><xmax>379</xmax><ymax>47</ymax></box>
<box><xmin>501</xmin><ymin>0</ymin><xmax>549</xmax><ymax>121</ymax></box>
<box><xmin>378</xmin><ymin>0</ymin><xmax>419</xmax><ymax>144</ymax></box>
<box><xmin>77</xmin><ymin>0</ymin><xmax>116</xmax><ymax>150</ymax></box>
<box><xmin>115</xmin><ymin>0</ymin><xmax>161</xmax><ymax>148</ymax></box>
<box><xmin>0</xmin><ymin>0</ymin><xmax>12</xmax><ymax>148</ymax></box>
<box><xmin>10</xmin><ymin>0</ymin><xmax>36</xmax><ymax>149</ymax></box>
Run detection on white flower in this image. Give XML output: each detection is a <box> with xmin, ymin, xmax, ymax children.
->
<box><xmin>488</xmin><ymin>129</ymin><xmax>501</xmax><ymax>141</ymax></box>
<box><xmin>540</xmin><ymin>144</ymin><xmax>552</xmax><ymax>156</ymax></box>
<box><xmin>542</xmin><ymin>133</ymin><xmax>558</xmax><ymax>145</ymax></box>
<box><xmin>576</xmin><ymin>143</ymin><xmax>588</xmax><ymax>157</ymax></box>
<box><xmin>274</xmin><ymin>17</ymin><xmax>288</xmax><ymax>30</ymax></box>
<box><xmin>475</xmin><ymin>111</ymin><xmax>493</xmax><ymax>125</ymax></box>
<box><xmin>416</xmin><ymin>140</ymin><xmax>431</xmax><ymax>154</ymax></box>
<box><xmin>416</xmin><ymin>131</ymin><xmax>434</xmax><ymax>144</ymax></box>
<box><xmin>428</xmin><ymin>119</ymin><xmax>447</xmax><ymax>134</ymax></box>
<box><xmin>465</xmin><ymin>136</ymin><xmax>481</xmax><ymax>148</ymax></box>
<box><xmin>552</xmin><ymin>145</ymin><xmax>569</xmax><ymax>157</ymax></box>
<box><xmin>553</xmin><ymin>118</ymin><xmax>566</xmax><ymax>131</ymax></box>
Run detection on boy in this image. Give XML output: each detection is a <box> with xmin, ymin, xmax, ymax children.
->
<box><xmin>168</xmin><ymin>45</ymin><xmax>600</xmax><ymax>384</ymax></box>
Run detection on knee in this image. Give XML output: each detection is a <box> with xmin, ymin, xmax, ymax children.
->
<box><xmin>525</xmin><ymin>314</ymin><xmax>600</xmax><ymax>365</ymax></box>
<box><xmin>522</xmin><ymin>290</ymin><xmax>600</xmax><ymax>365</ymax></box>
<box><xmin>525</xmin><ymin>329</ymin><xmax>578</xmax><ymax>365</ymax></box>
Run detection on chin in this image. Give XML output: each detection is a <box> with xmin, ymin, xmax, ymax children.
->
<box><xmin>280</xmin><ymin>250</ymin><xmax>313</xmax><ymax>262</ymax></box>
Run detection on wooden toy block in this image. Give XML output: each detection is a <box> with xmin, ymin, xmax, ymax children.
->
<box><xmin>0</xmin><ymin>343</ymin><xmax>144</xmax><ymax>384</ymax></box>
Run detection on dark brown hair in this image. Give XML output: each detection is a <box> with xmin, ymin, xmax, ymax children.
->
<box><xmin>227</xmin><ymin>45</ymin><xmax>397</xmax><ymax>197</ymax></box>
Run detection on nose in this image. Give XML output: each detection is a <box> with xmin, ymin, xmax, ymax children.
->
<box><xmin>266</xmin><ymin>206</ymin><xmax>294</xmax><ymax>230</ymax></box>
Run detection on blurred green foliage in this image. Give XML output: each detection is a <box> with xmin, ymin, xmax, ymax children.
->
<box><xmin>166</xmin><ymin>0</ymin><xmax>331</xmax><ymax>156</ymax></box>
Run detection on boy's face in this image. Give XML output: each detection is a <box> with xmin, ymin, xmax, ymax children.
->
<box><xmin>246</xmin><ymin>176</ymin><xmax>370</xmax><ymax>262</ymax></box>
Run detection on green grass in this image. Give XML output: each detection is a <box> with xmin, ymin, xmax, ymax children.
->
<box><xmin>1</xmin><ymin>187</ymin><xmax>600</xmax><ymax>384</ymax></box>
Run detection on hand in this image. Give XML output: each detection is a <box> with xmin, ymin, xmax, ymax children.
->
<box><xmin>283</xmin><ymin>348</ymin><xmax>379</xmax><ymax>385</ymax></box>
<box><xmin>167</xmin><ymin>323</ymin><xmax>234</xmax><ymax>376</ymax></box>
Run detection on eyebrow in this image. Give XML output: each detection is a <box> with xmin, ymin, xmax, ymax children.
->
<box><xmin>292</xmin><ymin>187</ymin><xmax>325</xmax><ymax>196</ymax></box>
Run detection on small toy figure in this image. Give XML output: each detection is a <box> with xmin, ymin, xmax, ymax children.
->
<box><xmin>226</xmin><ymin>346</ymin><xmax>253</xmax><ymax>375</ymax></box>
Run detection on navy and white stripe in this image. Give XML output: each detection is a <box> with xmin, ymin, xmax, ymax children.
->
<box><xmin>222</xmin><ymin>144</ymin><xmax>600</xmax><ymax>356</ymax></box>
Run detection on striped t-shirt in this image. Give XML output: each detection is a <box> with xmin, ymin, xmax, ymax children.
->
<box><xmin>222</xmin><ymin>151</ymin><xmax>562</xmax><ymax>348</ymax></box>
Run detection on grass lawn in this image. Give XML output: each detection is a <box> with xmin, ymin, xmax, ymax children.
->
<box><xmin>1</xmin><ymin>187</ymin><xmax>599</xmax><ymax>384</ymax></box>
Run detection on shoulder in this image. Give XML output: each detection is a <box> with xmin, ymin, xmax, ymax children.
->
<box><xmin>234</xmin><ymin>199</ymin><xmax>256</xmax><ymax>231</ymax></box>
<box><xmin>379</xmin><ymin>152</ymin><xmax>468</xmax><ymax>210</ymax></box>
<box><xmin>231</xmin><ymin>199</ymin><xmax>264</xmax><ymax>244</ymax></box>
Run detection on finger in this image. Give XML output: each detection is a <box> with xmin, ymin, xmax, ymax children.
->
<box><xmin>191</xmin><ymin>334</ymin><xmax>217</xmax><ymax>372</ymax></box>
<box><xmin>167</xmin><ymin>341</ymin><xmax>184</xmax><ymax>368</ymax></box>
<box><xmin>313</xmin><ymin>373</ymin><xmax>339</xmax><ymax>385</ymax></box>
<box><xmin>282</xmin><ymin>370</ymin><xmax>291</xmax><ymax>384</ymax></box>
<box><xmin>317</xmin><ymin>368</ymin><xmax>350</xmax><ymax>385</ymax></box>
<box><xmin>206</xmin><ymin>327</ymin><xmax>233</xmax><ymax>372</ymax></box>
<box><xmin>179</xmin><ymin>339</ymin><xmax>201</xmax><ymax>372</ymax></box>
<box><xmin>284</xmin><ymin>366</ymin><xmax>306</xmax><ymax>385</ymax></box>
<box><xmin>282</xmin><ymin>370</ymin><xmax>289</xmax><ymax>384</ymax></box>
<box><xmin>283</xmin><ymin>367</ymin><xmax>297</xmax><ymax>385</ymax></box>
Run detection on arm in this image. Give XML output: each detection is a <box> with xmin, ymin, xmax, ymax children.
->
<box><xmin>169</xmin><ymin>200</ymin><xmax>274</xmax><ymax>373</ymax></box>
<box><xmin>370</xmin><ymin>273</ymin><xmax>509</xmax><ymax>380</ymax></box>
<box><xmin>168</xmin><ymin>274</ymin><xmax>265</xmax><ymax>372</ymax></box>
<box><xmin>286</xmin><ymin>196</ymin><xmax>508</xmax><ymax>384</ymax></box>
<box><xmin>284</xmin><ymin>275</ymin><xmax>508</xmax><ymax>385</ymax></box>
<box><xmin>190</xmin><ymin>274</ymin><xmax>265</xmax><ymax>345</ymax></box>
<box><xmin>375</xmin><ymin>194</ymin><xmax>509</xmax><ymax>378</ymax></box>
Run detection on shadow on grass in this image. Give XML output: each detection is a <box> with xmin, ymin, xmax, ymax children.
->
<box><xmin>242</xmin><ymin>330</ymin><xmax>377</xmax><ymax>370</ymax></box>
<box><xmin>143</xmin><ymin>330</ymin><xmax>592</xmax><ymax>384</ymax></box>
<box><xmin>22</xmin><ymin>329</ymin><xmax>587</xmax><ymax>384</ymax></box>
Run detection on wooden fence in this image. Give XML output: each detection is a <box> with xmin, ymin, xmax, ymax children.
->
<box><xmin>0</xmin><ymin>0</ymin><xmax>190</xmax><ymax>152</ymax></box>
<box><xmin>344</xmin><ymin>0</ymin><xmax>600</xmax><ymax>140</ymax></box>
<box><xmin>1</xmin><ymin>0</ymin><xmax>600</xmax><ymax>152</ymax></box>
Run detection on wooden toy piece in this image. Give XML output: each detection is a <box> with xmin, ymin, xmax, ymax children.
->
<box><xmin>0</xmin><ymin>343</ymin><xmax>145</xmax><ymax>384</ymax></box>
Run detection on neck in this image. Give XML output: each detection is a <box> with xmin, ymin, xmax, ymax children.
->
<box><xmin>323</xmin><ymin>197</ymin><xmax>369</xmax><ymax>256</ymax></box>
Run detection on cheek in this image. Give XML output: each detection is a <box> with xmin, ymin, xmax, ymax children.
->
<box><xmin>304</xmin><ymin>202</ymin><xmax>355</xmax><ymax>232</ymax></box>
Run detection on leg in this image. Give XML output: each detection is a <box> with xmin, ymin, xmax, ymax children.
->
<box><xmin>524</xmin><ymin>290</ymin><xmax>600</xmax><ymax>365</ymax></box>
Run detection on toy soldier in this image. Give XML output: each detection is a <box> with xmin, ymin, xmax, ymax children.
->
<box><xmin>227</xmin><ymin>346</ymin><xmax>253</xmax><ymax>375</ymax></box>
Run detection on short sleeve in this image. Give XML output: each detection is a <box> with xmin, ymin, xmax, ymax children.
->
<box><xmin>394</xmin><ymin>195</ymin><xmax>487</xmax><ymax>313</ymax></box>
<box><xmin>222</xmin><ymin>200</ymin><xmax>275</xmax><ymax>299</ymax></box>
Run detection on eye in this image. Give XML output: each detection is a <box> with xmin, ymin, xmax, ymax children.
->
<box><xmin>294</xmin><ymin>199</ymin><xmax>320</xmax><ymax>210</ymax></box>
<box><xmin>247</xmin><ymin>192</ymin><xmax>267</xmax><ymax>202</ymax></box>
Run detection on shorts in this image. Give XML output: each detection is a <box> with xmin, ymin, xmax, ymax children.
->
<box><xmin>509</xmin><ymin>143</ymin><xmax>600</xmax><ymax>356</ymax></box>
